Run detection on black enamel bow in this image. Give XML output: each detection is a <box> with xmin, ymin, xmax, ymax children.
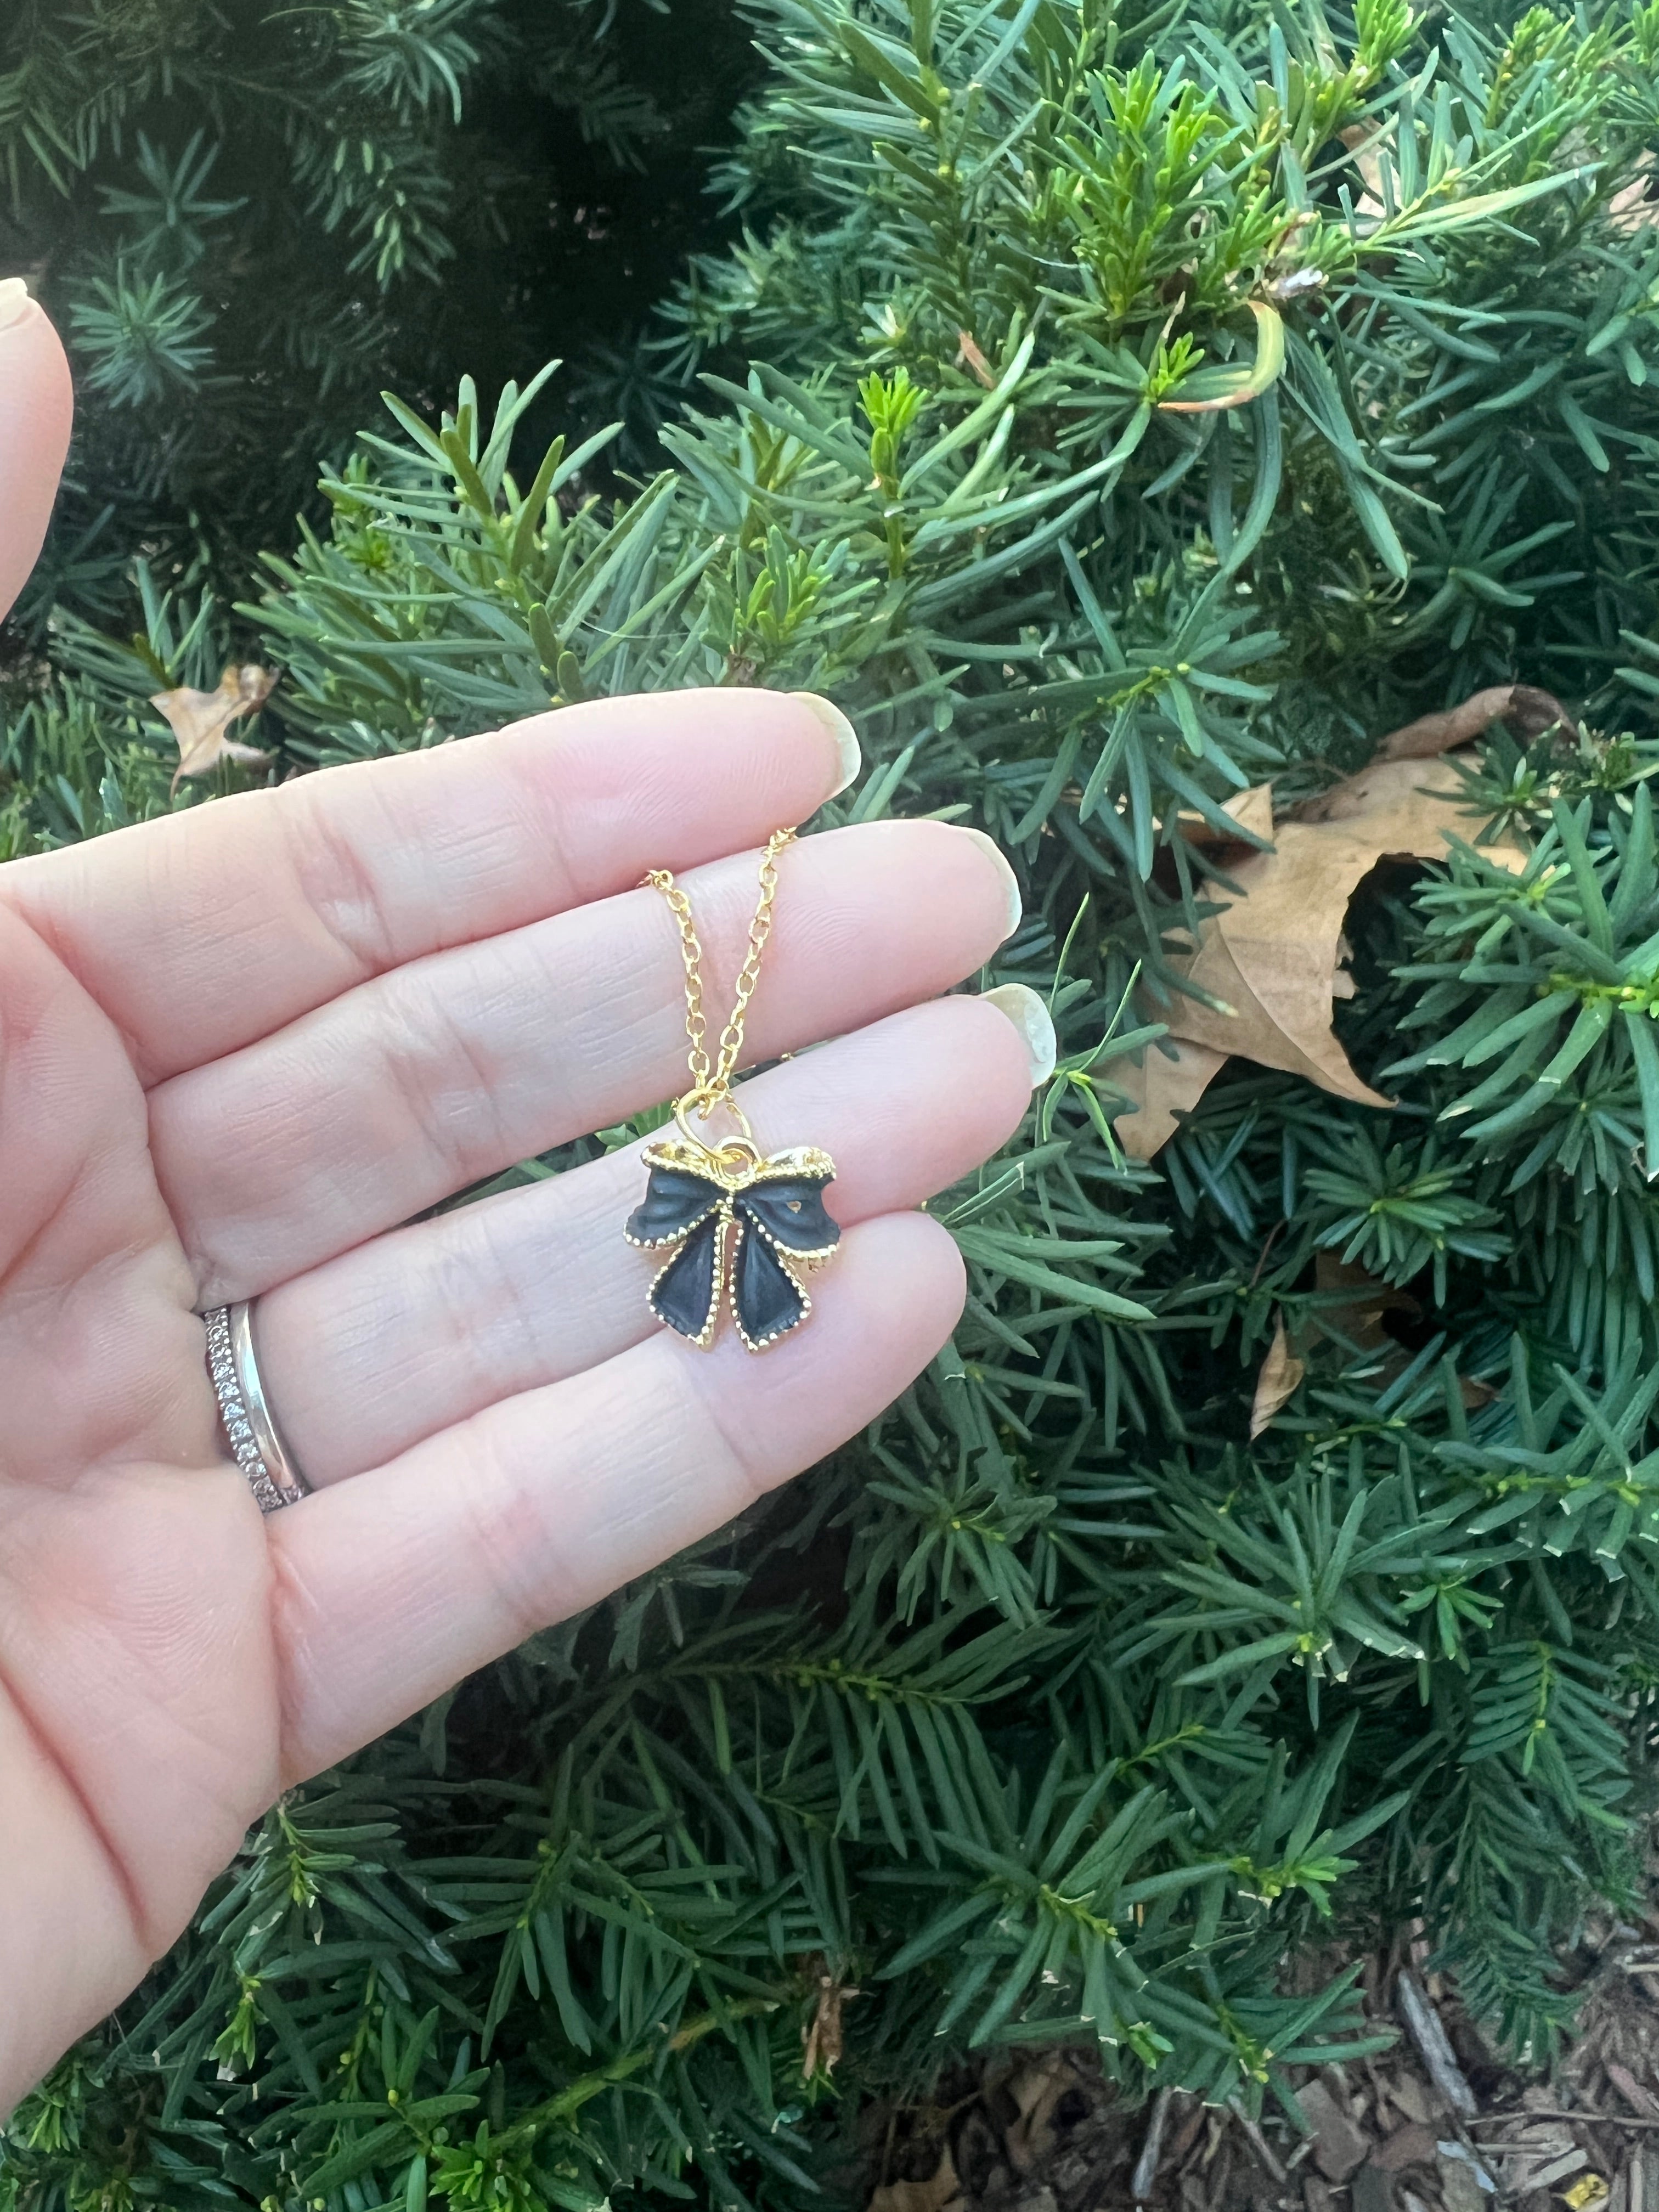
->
<box><xmin>624</xmin><ymin>1138</ymin><xmax>840</xmax><ymax>1351</ymax></box>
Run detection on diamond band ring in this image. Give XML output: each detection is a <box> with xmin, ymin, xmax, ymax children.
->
<box><xmin>203</xmin><ymin>1302</ymin><xmax>310</xmax><ymax>1513</ymax></box>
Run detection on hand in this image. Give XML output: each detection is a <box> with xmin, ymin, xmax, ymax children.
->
<box><xmin>0</xmin><ymin>297</ymin><xmax>1048</xmax><ymax>2111</ymax></box>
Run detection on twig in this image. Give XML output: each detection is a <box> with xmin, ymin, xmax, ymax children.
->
<box><xmin>1227</xmin><ymin>2099</ymin><xmax>1287</xmax><ymax>2185</ymax></box>
<box><xmin>1247</xmin><ymin>1221</ymin><xmax>1285</xmax><ymax>1291</ymax></box>
<box><xmin>1468</xmin><ymin>2112</ymin><xmax>1659</xmax><ymax>2132</ymax></box>
<box><xmin>1133</xmin><ymin>2088</ymin><xmax>1175</xmax><ymax>2202</ymax></box>
<box><xmin>1610</xmin><ymin>2063</ymin><xmax>1659</xmax><ymax>2120</ymax></box>
<box><xmin>1397</xmin><ymin>1969</ymin><xmax>1477</xmax><ymax>2119</ymax></box>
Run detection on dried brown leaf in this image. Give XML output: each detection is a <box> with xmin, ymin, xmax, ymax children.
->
<box><xmin>1300</xmin><ymin>1261</ymin><xmax>1503</xmax><ymax>1395</ymax></box>
<box><xmin>1369</xmin><ymin>683</ymin><xmax>1575</xmax><ymax>764</ymax></box>
<box><xmin>1338</xmin><ymin>122</ymin><xmax>1387</xmax><ymax>217</ymax></box>
<box><xmin>868</xmin><ymin>2149</ymin><xmax>961</xmax><ymax>2212</ymax></box>
<box><xmin>1250</xmin><ymin>1317</ymin><xmax>1305</xmax><ymax>1439</ymax></box>
<box><xmin>1310</xmin><ymin>1255</ymin><xmax>1419</xmax><ymax>1355</ymax></box>
<box><xmin>801</xmin><ymin>1958</ymin><xmax>857</xmax><ymax>2080</ymax></box>
<box><xmin>1176</xmin><ymin>781</ymin><xmax>1276</xmax><ymax>848</ymax></box>
<box><xmin>153</xmin><ymin>664</ymin><xmax>277</xmax><ymax>794</ymax></box>
<box><xmin>1003</xmin><ymin>2053</ymin><xmax>1084</xmax><ymax>2175</ymax></box>
<box><xmin>956</xmin><ymin>330</ymin><xmax>995</xmax><ymax>388</ymax></box>
<box><xmin>1610</xmin><ymin>162</ymin><xmax>1658</xmax><ymax>235</ymax></box>
<box><xmin>1109</xmin><ymin>1034</ymin><xmax>1232</xmax><ymax>1160</ymax></box>
<box><xmin>1113</xmin><ymin>755</ymin><xmax>1526</xmax><ymax>1156</ymax></box>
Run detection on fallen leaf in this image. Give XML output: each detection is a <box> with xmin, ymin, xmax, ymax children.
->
<box><xmin>1109</xmin><ymin>1034</ymin><xmax>1231</xmax><ymax>1161</ymax></box>
<box><xmin>955</xmin><ymin>330</ymin><xmax>995</xmax><ymax>389</ymax></box>
<box><xmin>1111</xmin><ymin>751</ymin><xmax>1526</xmax><ymax>1156</ymax></box>
<box><xmin>1564</xmin><ymin>2176</ymin><xmax>1611</xmax><ymax>2210</ymax></box>
<box><xmin>1250</xmin><ymin>1316</ymin><xmax>1305</xmax><ymax>1438</ymax></box>
<box><xmin>1310</xmin><ymin>1255</ymin><xmax>1419</xmax><ymax>1355</ymax></box>
<box><xmin>1338</xmin><ymin>123</ymin><xmax>1387</xmax><ymax>217</ymax></box>
<box><xmin>1003</xmin><ymin>2052</ymin><xmax>1089</xmax><ymax>2175</ymax></box>
<box><xmin>1167</xmin><ymin>760</ymin><xmax>1505</xmax><ymax>1104</ymax></box>
<box><xmin>1303</xmin><ymin>1257</ymin><xmax>1491</xmax><ymax>1402</ymax></box>
<box><xmin>1176</xmin><ymin>780</ymin><xmax>1276</xmax><ymax>847</ymax></box>
<box><xmin>1609</xmin><ymin>161</ymin><xmax>1657</xmax><ymax>235</ymax></box>
<box><xmin>1370</xmin><ymin>682</ymin><xmax>1575</xmax><ymax>763</ymax></box>
<box><xmin>800</xmin><ymin>1956</ymin><xmax>858</xmax><ymax>2080</ymax></box>
<box><xmin>152</xmin><ymin>664</ymin><xmax>277</xmax><ymax>794</ymax></box>
<box><xmin>868</xmin><ymin>2149</ymin><xmax>961</xmax><ymax>2212</ymax></box>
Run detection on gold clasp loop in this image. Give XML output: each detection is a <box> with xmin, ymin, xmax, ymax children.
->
<box><xmin>674</xmin><ymin>1086</ymin><xmax>758</xmax><ymax>1167</ymax></box>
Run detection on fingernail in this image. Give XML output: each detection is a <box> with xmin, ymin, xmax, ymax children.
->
<box><xmin>962</xmin><ymin>827</ymin><xmax>1023</xmax><ymax>940</ymax></box>
<box><xmin>981</xmin><ymin>984</ymin><xmax>1057</xmax><ymax>1087</ymax></box>
<box><xmin>0</xmin><ymin>278</ymin><xmax>35</xmax><ymax>332</ymax></box>
<box><xmin>791</xmin><ymin>692</ymin><xmax>861</xmax><ymax>797</ymax></box>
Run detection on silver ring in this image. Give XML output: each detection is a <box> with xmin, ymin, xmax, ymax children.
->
<box><xmin>203</xmin><ymin>1302</ymin><xmax>310</xmax><ymax>1513</ymax></box>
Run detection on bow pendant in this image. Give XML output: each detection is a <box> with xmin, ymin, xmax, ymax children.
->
<box><xmin>624</xmin><ymin>1137</ymin><xmax>840</xmax><ymax>1351</ymax></box>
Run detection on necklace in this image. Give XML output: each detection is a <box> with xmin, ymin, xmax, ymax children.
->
<box><xmin>625</xmin><ymin>827</ymin><xmax>840</xmax><ymax>1352</ymax></box>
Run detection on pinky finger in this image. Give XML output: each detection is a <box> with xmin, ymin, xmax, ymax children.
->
<box><xmin>268</xmin><ymin>1212</ymin><xmax>966</xmax><ymax>1779</ymax></box>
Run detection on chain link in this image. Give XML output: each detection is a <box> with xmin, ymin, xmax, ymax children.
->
<box><xmin>645</xmin><ymin>825</ymin><xmax>798</xmax><ymax>1114</ymax></box>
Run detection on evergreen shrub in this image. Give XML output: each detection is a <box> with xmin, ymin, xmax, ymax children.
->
<box><xmin>0</xmin><ymin>0</ymin><xmax>755</xmax><ymax>630</ymax></box>
<box><xmin>12</xmin><ymin>0</ymin><xmax>1659</xmax><ymax>2203</ymax></box>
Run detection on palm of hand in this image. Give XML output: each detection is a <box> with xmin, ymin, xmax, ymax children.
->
<box><xmin>0</xmin><ymin>301</ymin><xmax>1035</xmax><ymax>2108</ymax></box>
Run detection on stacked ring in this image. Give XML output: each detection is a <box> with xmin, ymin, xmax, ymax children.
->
<box><xmin>202</xmin><ymin>1302</ymin><xmax>310</xmax><ymax>1513</ymax></box>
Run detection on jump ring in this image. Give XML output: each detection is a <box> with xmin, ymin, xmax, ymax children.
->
<box><xmin>673</xmin><ymin>1088</ymin><xmax>755</xmax><ymax>1152</ymax></box>
<box><xmin>203</xmin><ymin>1302</ymin><xmax>311</xmax><ymax>1513</ymax></box>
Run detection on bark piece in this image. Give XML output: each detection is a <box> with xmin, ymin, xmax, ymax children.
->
<box><xmin>1609</xmin><ymin>2065</ymin><xmax>1659</xmax><ymax>2120</ymax></box>
<box><xmin>1378</xmin><ymin>2126</ymin><xmax>1441</xmax><ymax>2172</ymax></box>
<box><xmin>1298</xmin><ymin>2080</ymin><xmax>1370</xmax><ymax>2182</ymax></box>
<box><xmin>1352</xmin><ymin>2163</ymin><xmax>1397</xmax><ymax>2212</ymax></box>
<box><xmin>1133</xmin><ymin>2088</ymin><xmax>1175</xmax><ymax>2200</ymax></box>
<box><xmin>1525</xmin><ymin>2151</ymin><xmax>1593</xmax><ymax>2190</ymax></box>
<box><xmin>1389</xmin><ymin>2075</ymin><xmax>1435</xmax><ymax>2126</ymax></box>
<box><xmin>1397</xmin><ymin>1971</ymin><xmax>1479</xmax><ymax>2118</ymax></box>
<box><xmin>1438</xmin><ymin>2152</ymin><xmax>1491</xmax><ymax>2212</ymax></box>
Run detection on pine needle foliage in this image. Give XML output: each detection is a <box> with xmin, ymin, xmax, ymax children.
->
<box><xmin>17</xmin><ymin>0</ymin><xmax>1659</xmax><ymax>2205</ymax></box>
<box><xmin>0</xmin><ymin>0</ymin><xmax>757</xmax><ymax>632</ymax></box>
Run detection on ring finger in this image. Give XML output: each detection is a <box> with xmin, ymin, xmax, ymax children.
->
<box><xmin>250</xmin><ymin>990</ymin><xmax>1049</xmax><ymax>1485</ymax></box>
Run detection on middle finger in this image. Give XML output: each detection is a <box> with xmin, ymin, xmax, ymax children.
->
<box><xmin>250</xmin><ymin>991</ymin><xmax>1044</xmax><ymax>1485</ymax></box>
<box><xmin>153</xmin><ymin>819</ymin><xmax>1019</xmax><ymax>1303</ymax></box>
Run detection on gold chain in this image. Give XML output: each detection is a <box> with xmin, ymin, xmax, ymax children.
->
<box><xmin>646</xmin><ymin>826</ymin><xmax>797</xmax><ymax>1115</ymax></box>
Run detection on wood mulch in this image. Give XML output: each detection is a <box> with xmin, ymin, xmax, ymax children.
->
<box><xmin>859</xmin><ymin>1915</ymin><xmax>1659</xmax><ymax>2212</ymax></box>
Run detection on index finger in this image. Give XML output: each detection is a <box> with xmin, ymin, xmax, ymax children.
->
<box><xmin>0</xmin><ymin>689</ymin><xmax>859</xmax><ymax>1085</ymax></box>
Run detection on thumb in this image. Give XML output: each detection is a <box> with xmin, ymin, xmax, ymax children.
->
<box><xmin>0</xmin><ymin>280</ymin><xmax>74</xmax><ymax>625</ymax></box>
